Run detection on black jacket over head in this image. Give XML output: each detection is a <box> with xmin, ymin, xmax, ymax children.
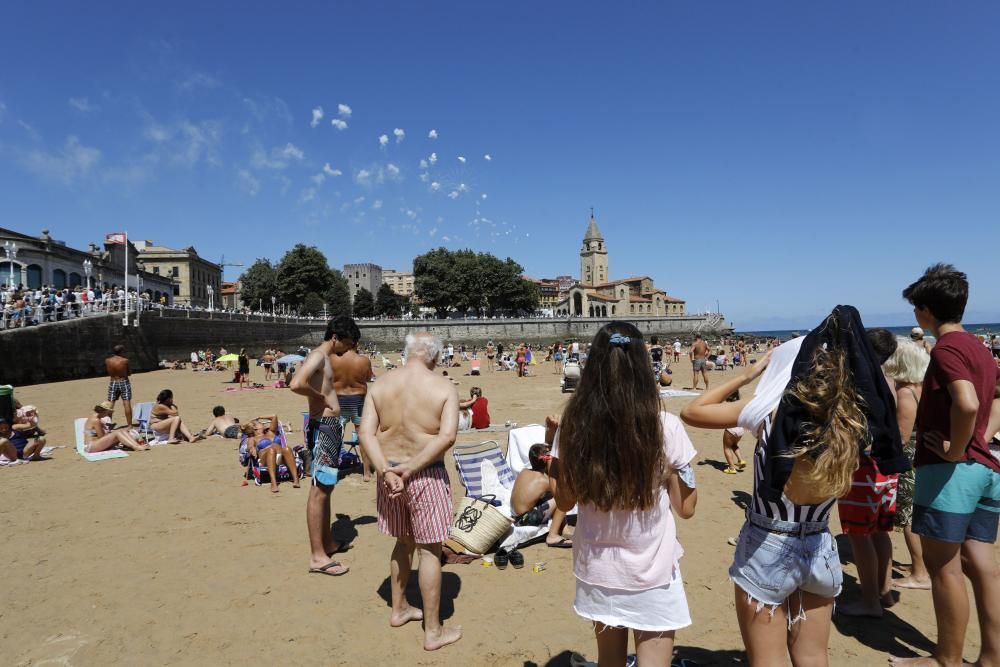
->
<box><xmin>761</xmin><ymin>305</ymin><xmax>910</xmax><ymax>503</ymax></box>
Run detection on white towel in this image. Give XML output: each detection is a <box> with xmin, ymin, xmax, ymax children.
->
<box><xmin>737</xmin><ymin>337</ymin><xmax>805</xmax><ymax>437</ymax></box>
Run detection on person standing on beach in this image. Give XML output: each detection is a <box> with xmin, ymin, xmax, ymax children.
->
<box><xmin>292</xmin><ymin>316</ymin><xmax>355</xmax><ymax>577</ymax></box>
<box><xmin>331</xmin><ymin>334</ymin><xmax>374</xmax><ymax>482</ymax></box>
<box><xmin>690</xmin><ymin>334</ymin><xmax>710</xmax><ymax>390</ymax></box>
<box><xmin>359</xmin><ymin>332</ymin><xmax>462</xmax><ymax>652</ymax></box>
<box><xmin>238</xmin><ymin>348</ymin><xmax>250</xmax><ymax>389</ymax></box>
<box><xmin>673</xmin><ymin>338</ymin><xmax>682</xmax><ymax>363</ymax></box>
<box><xmin>892</xmin><ymin>264</ymin><xmax>1000</xmax><ymax>667</ymax></box>
<box><xmin>105</xmin><ymin>344</ymin><xmax>133</xmax><ymax>428</ymax></box>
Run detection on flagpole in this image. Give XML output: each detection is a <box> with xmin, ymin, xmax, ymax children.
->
<box><xmin>122</xmin><ymin>230</ymin><xmax>129</xmax><ymax>326</ymax></box>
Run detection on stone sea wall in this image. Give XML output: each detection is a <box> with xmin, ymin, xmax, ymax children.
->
<box><xmin>3</xmin><ymin>310</ymin><xmax>729</xmax><ymax>386</ymax></box>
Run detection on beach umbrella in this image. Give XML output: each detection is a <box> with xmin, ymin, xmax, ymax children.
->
<box><xmin>217</xmin><ymin>354</ymin><xmax>239</xmax><ymax>362</ymax></box>
<box><xmin>276</xmin><ymin>354</ymin><xmax>305</xmax><ymax>364</ymax></box>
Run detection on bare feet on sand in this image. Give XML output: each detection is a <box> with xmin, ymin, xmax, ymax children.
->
<box><xmin>270</xmin><ymin>485</ymin><xmax>279</xmax><ymax>493</ymax></box>
<box><xmin>424</xmin><ymin>625</ymin><xmax>462</xmax><ymax>651</ymax></box>
<box><xmin>390</xmin><ymin>606</ymin><xmax>423</xmax><ymax>627</ymax></box>
<box><xmin>894</xmin><ymin>575</ymin><xmax>931</xmax><ymax>590</ymax></box>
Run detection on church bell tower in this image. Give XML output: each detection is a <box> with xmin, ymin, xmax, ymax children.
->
<box><xmin>580</xmin><ymin>211</ymin><xmax>608</xmax><ymax>287</ymax></box>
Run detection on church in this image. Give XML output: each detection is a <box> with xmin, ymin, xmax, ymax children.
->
<box><xmin>552</xmin><ymin>215</ymin><xmax>686</xmax><ymax>318</ymax></box>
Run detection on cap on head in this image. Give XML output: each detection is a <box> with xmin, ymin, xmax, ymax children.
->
<box><xmin>95</xmin><ymin>400</ymin><xmax>114</xmax><ymax>412</ymax></box>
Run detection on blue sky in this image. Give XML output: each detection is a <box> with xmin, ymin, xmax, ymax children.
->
<box><xmin>1</xmin><ymin>2</ymin><xmax>998</xmax><ymax>329</ymax></box>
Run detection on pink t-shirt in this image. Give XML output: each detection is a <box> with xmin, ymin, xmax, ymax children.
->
<box><xmin>553</xmin><ymin>411</ymin><xmax>697</xmax><ymax>591</ymax></box>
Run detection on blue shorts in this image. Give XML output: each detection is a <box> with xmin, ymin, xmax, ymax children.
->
<box><xmin>912</xmin><ymin>462</ymin><xmax>1000</xmax><ymax>544</ymax></box>
<box><xmin>729</xmin><ymin>514</ymin><xmax>842</xmax><ymax>607</ymax></box>
<box><xmin>337</xmin><ymin>394</ymin><xmax>364</xmax><ymax>427</ymax></box>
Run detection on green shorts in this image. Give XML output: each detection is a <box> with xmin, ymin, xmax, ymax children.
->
<box><xmin>912</xmin><ymin>461</ymin><xmax>1000</xmax><ymax>544</ymax></box>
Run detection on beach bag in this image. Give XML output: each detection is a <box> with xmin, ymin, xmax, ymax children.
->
<box><xmin>448</xmin><ymin>494</ymin><xmax>513</xmax><ymax>555</ymax></box>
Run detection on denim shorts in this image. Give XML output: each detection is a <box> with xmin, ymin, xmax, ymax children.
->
<box><xmin>729</xmin><ymin>514</ymin><xmax>843</xmax><ymax>607</ymax></box>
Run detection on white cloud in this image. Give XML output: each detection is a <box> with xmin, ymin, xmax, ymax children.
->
<box><xmin>419</xmin><ymin>172</ymin><xmax>429</xmax><ymax>182</ymax></box>
<box><xmin>281</xmin><ymin>143</ymin><xmax>304</xmax><ymax>161</ymax></box>
<box><xmin>428</xmin><ymin>129</ymin><xmax>438</xmax><ymax>140</ymax></box>
<box><xmin>429</xmin><ymin>152</ymin><xmax>438</xmax><ymax>165</ymax></box>
<box><xmin>481</xmin><ymin>193</ymin><xmax>487</xmax><ymax>200</ymax></box>
<box><xmin>69</xmin><ymin>97</ymin><xmax>98</xmax><ymax>112</ymax></box>
<box><xmin>372</xmin><ymin>199</ymin><xmax>382</xmax><ymax>210</ymax></box>
<box><xmin>311</xmin><ymin>172</ymin><xmax>326</xmax><ymax>186</ymax></box>
<box><xmin>300</xmin><ymin>187</ymin><xmax>317</xmax><ymax>203</ymax></box>
<box><xmin>419</xmin><ymin>159</ymin><xmax>428</xmax><ymax>169</ymax></box>
<box><xmin>355</xmin><ymin>168</ymin><xmax>372</xmax><ymax>184</ymax></box>
<box><xmin>277</xmin><ymin>174</ymin><xmax>292</xmax><ymax>195</ymax></box>
<box><xmin>429</xmin><ymin>227</ymin><xmax>438</xmax><ymax>237</ymax></box>
<box><xmin>393</xmin><ymin>128</ymin><xmax>405</xmax><ymax>144</ymax></box>
<box><xmin>310</xmin><ymin>106</ymin><xmax>324</xmax><ymax>128</ymax></box>
<box><xmin>338</xmin><ymin>103</ymin><xmax>352</xmax><ymax>118</ymax></box>
<box><xmin>354</xmin><ymin>196</ymin><xmax>366</xmax><ymax>207</ymax></box>
<box><xmin>330</xmin><ymin>119</ymin><xmax>348</xmax><ymax>130</ymax></box>
<box><xmin>458</xmin><ymin>183</ymin><xmax>468</xmax><ymax>192</ymax></box>
<box><xmin>484</xmin><ymin>153</ymin><xmax>492</xmax><ymax>161</ymax></box>
<box><xmin>237</xmin><ymin>169</ymin><xmax>260</xmax><ymax>196</ymax></box>
<box><xmin>323</xmin><ymin>163</ymin><xmax>342</xmax><ymax>177</ymax></box>
<box><xmin>0</xmin><ymin>100</ymin><xmax>6</xmax><ymax>122</ymax></box>
<box><xmin>386</xmin><ymin>163</ymin><xmax>401</xmax><ymax>178</ymax></box>
<box><xmin>442</xmin><ymin>235</ymin><xmax>451</xmax><ymax>242</ymax></box>
<box><xmin>457</xmin><ymin>156</ymin><xmax>466</xmax><ymax>163</ymax></box>
<box><xmin>176</xmin><ymin>72</ymin><xmax>220</xmax><ymax>92</ymax></box>
<box><xmin>378</xmin><ymin>134</ymin><xmax>389</xmax><ymax>148</ymax></box>
<box><xmin>251</xmin><ymin>142</ymin><xmax>303</xmax><ymax>170</ymax></box>
<box><xmin>143</xmin><ymin>118</ymin><xmax>223</xmax><ymax>167</ymax></box>
<box><xmin>430</xmin><ymin>181</ymin><xmax>441</xmax><ymax>191</ymax></box>
<box><xmin>20</xmin><ymin>135</ymin><xmax>101</xmax><ymax>185</ymax></box>
<box><xmin>447</xmin><ymin>191</ymin><xmax>459</xmax><ymax>200</ymax></box>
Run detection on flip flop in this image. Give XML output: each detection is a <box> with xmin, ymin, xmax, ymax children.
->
<box><xmin>546</xmin><ymin>537</ymin><xmax>573</xmax><ymax>549</ymax></box>
<box><xmin>723</xmin><ymin>468</ymin><xmax>738</xmax><ymax>475</ymax></box>
<box><xmin>309</xmin><ymin>561</ymin><xmax>349</xmax><ymax>577</ymax></box>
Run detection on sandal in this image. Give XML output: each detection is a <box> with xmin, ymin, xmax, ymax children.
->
<box><xmin>494</xmin><ymin>549</ymin><xmax>509</xmax><ymax>570</ymax></box>
<box><xmin>723</xmin><ymin>468</ymin><xmax>738</xmax><ymax>475</ymax></box>
<box><xmin>509</xmin><ymin>549</ymin><xmax>525</xmax><ymax>569</ymax></box>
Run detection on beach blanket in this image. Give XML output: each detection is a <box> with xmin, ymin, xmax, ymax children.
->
<box><xmin>659</xmin><ymin>389</ymin><xmax>700</xmax><ymax>398</ymax></box>
<box><xmin>74</xmin><ymin>418</ymin><xmax>128</xmax><ymax>462</ymax></box>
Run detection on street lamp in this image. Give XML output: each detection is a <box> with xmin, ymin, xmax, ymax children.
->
<box><xmin>206</xmin><ymin>284</ymin><xmax>214</xmax><ymax>312</ymax></box>
<box><xmin>271</xmin><ymin>295</ymin><xmax>276</xmax><ymax>316</ymax></box>
<box><xmin>83</xmin><ymin>259</ymin><xmax>93</xmax><ymax>291</ymax></box>
<box><xmin>3</xmin><ymin>241</ymin><xmax>17</xmax><ymax>289</ymax></box>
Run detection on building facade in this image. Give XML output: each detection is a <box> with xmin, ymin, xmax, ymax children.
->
<box><xmin>552</xmin><ymin>215</ymin><xmax>686</xmax><ymax>318</ymax></box>
<box><xmin>382</xmin><ymin>269</ymin><xmax>415</xmax><ymax>298</ymax></box>
<box><xmin>220</xmin><ymin>281</ymin><xmax>241</xmax><ymax>310</ymax></box>
<box><xmin>344</xmin><ymin>262</ymin><xmax>383</xmax><ymax>302</ymax></box>
<box><xmin>0</xmin><ymin>227</ymin><xmax>175</xmax><ymax>302</ymax></box>
<box><xmin>136</xmin><ymin>242</ymin><xmax>222</xmax><ymax>308</ymax></box>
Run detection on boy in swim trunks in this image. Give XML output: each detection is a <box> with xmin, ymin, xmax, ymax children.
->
<box><xmin>690</xmin><ymin>334</ymin><xmax>709</xmax><ymax>390</ymax></box>
<box><xmin>105</xmin><ymin>344</ymin><xmax>133</xmax><ymax>428</ymax></box>
<box><xmin>205</xmin><ymin>405</ymin><xmax>241</xmax><ymax>439</ymax></box>
<box><xmin>331</xmin><ymin>340</ymin><xmax>373</xmax><ymax>482</ymax></box>
<box><xmin>891</xmin><ymin>265</ymin><xmax>1000</xmax><ymax>667</ymax></box>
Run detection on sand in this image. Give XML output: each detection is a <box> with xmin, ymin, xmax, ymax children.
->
<box><xmin>3</xmin><ymin>352</ymin><xmax>988</xmax><ymax>666</ymax></box>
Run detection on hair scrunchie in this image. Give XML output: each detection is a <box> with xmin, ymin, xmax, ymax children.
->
<box><xmin>608</xmin><ymin>333</ymin><xmax>631</xmax><ymax>347</ymax></box>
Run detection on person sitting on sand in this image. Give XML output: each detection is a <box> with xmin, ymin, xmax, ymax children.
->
<box><xmin>84</xmin><ymin>401</ymin><xmax>147</xmax><ymax>453</ymax></box>
<box><xmin>0</xmin><ymin>417</ymin><xmax>46</xmax><ymax>460</ymax></box>
<box><xmin>150</xmin><ymin>389</ymin><xmax>205</xmax><ymax>444</ymax></box>
<box><xmin>241</xmin><ymin>415</ymin><xmax>300</xmax><ymax>493</ymax></box>
<box><xmin>458</xmin><ymin>387</ymin><xmax>490</xmax><ymax>430</ymax></box>
<box><xmin>205</xmin><ymin>406</ymin><xmax>241</xmax><ymax>439</ymax></box>
<box><xmin>721</xmin><ymin>391</ymin><xmax>747</xmax><ymax>474</ymax></box>
<box><xmin>511</xmin><ymin>443</ymin><xmax>572</xmax><ymax>548</ymax></box>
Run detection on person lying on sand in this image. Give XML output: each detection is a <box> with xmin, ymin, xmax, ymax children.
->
<box><xmin>205</xmin><ymin>405</ymin><xmax>240</xmax><ymax>439</ymax></box>
<box><xmin>511</xmin><ymin>443</ymin><xmax>572</xmax><ymax>548</ymax></box>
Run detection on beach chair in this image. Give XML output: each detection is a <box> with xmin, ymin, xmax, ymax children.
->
<box><xmin>239</xmin><ymin>422</ymin><xmax>305</xmax><ymax>486</ymax></box>
<box><xmin>74</xmin><ymin>417</ymin><xmax>128</xmax><ymax>462</ymax></box>
<box><xmin>134</xmin><ymin>402</ymin><xmax>168</xmax><ymax>444</ymax></box>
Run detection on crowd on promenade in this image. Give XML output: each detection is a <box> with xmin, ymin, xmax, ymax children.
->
<box><xmin>4</xmin><ymin>263</ymin><xmax>1000</xmax><ymax>665</ymax></box>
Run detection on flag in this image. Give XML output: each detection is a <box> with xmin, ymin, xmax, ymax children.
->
<box><xmin>105</xmin><ymin>232</ymin><xmax>127</xmax><ymax>245</ymax></box>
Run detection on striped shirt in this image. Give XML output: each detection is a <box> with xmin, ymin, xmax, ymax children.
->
<box><xmin>752</xmin><ymin>415</ymin><xmax>836</xmax><ymax>523</ymax></box>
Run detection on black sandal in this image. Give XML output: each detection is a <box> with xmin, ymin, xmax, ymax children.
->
<box><xmin>494</xmin><ymin>549</ymin><xmax>508</xmax><ymax>570</ymax></box>
<box><xmin>509</xmin><ymin>549</ymin><xmax>524</xmax><ymax>569</ymax></box>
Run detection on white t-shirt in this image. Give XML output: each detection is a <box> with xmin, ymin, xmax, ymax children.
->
<box><xmin>673</xmin><ymin>341</ymin><xmax>682</xmax><ymax>353</ymax></box>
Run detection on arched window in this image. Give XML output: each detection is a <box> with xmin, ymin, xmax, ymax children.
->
<box><xmin>27</xmin><ymin>264</ymin><xmax>43</xmax><ymax>289</ymax></box>
<box><xmin>611</xmin><ymin>305</ymin><xmax>616</xmax><ymax>315</ymax></box>
<box><xmin>630</xmin><ymin>304</ymin><xmax>635</xmax><ymax>313</ymax></box>
<box><xmin>69</xmin><ymin>272</ymin><xmax>83</xmax><ymax>287</ymax></box>
<box><xmin>53</xmin><ymin>269</ymin><xmax>67</xmax><ymax>289</ymax></box>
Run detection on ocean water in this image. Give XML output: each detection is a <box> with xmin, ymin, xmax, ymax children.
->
<box><xmin>739</xmin><ymin>323</ymin><xmax>1000</xmax><ymax>342</ymax></box>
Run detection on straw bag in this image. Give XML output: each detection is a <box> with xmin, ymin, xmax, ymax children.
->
<box><xmin>448</xmin><ymin>494</ymin><xmax>513</xmax><ymax>555</ymax></box>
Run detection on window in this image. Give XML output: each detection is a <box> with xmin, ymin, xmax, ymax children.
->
<box><xmin>172</xmin><ymin>266</ymin><xmax>179</xmax><ymax>277</ymax></box>
<box><xmin>153</xmin><ymin>266</ymin><xmax>160</xmax><ymax>275</ymax></box>
<box><xmin>173</xmin><ymin>285</ymin><xmax>180</xmax><ymax>296</ymax></box>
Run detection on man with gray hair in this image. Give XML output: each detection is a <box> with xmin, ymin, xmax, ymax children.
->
<box><xmin>359</xmin><ymin>332</ymin><xmax>462</xmax><ymax>651</ymax></box>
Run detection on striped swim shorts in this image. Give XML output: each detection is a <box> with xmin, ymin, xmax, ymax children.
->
<box><xmin>377</xmin><ymin>461</ymin><xmax>452</xmax><ymax>544</ymax></box>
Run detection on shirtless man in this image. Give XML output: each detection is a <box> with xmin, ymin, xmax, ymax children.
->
<box><xmin>291</xmin><ymin>316</ymin><xmax>356</xmax><ymax>577</ymax></box>
<box><xmin>105</xmin><ymin>344</ymin><xmax>133</xmax><ymax>428</ymax></box>
<box><xmin>331</xmin><ymin>337</ymin><xmax>374</xmax><ymax>482</ymax></box>
<box><xmin>262</xmin><ymin>348</ymin><xmax>275</xmax><ymax>381</ymax></box>
<box><xmin>205</xmin><ymin>405</ymin><xmax>240</xmax><ymax>439</ymax></box>
<box><xmin>690</xmin><ymin>333</ymin><xmax>710</xmax><ymax>390</ymax></box>
<box><xmin>511</xmin><ymin>443</ymin><xmax>571</xmax><ymax>548</ymax></box>
<box><xmin>736</xmin><ymin>336</ymin><xmax>748</xmax><ymax>367</ymax></box>
<box><xmin>359</xmin><ymin>332</ymin><xmax>462</xmax><ymax>652</ymax></box>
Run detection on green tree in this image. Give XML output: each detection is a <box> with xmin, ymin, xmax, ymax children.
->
<box><xmin>375</xmin><ymin>283</ymin><xmax>402</xmax><ymax>318</ymax></box>
<box><xmin>353</xmin><ymin>287</ymin><xmax>375</xmax><ymax>318</ymax></box>
<box><xmin>413</xmin><ymin>247</ymin><xmax>540</xmax><ymax>317</ymax></box>
<box><xmin>239</xmin><ymin>259</ymin><xmax>278</xmax><ymax>310</ymax></box>
<box><xmin>413</xmin><ymin>247</ymin><xmax>461</xmax><ymax>318</ymax></box>
<box><xmin>301</xmin><ymin>292</ymin><xmax>326</xmax><ymax>316</ymax></box>
<box><xmin>325</xmin><ymin>270</ymin><xmax>352</xmax><ymax>318</ymax></box>
<box><xmin>276</xmin><ymin>244</ymin><xmax>336</xmax><ymax>308</ymax></box>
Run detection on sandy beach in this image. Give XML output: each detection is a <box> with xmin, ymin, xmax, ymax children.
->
<box><xmin>3</xmin><ymin>353</ymin><xmax>987</xmax><ymax>666</ymax></box>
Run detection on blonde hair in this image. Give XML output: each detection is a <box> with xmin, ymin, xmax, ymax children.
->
<box><xmin>784</xmin><ymin>345</ymin><xmax>868</xmax><ymax>498</ymax></box>
<box><xmin>882</xmin><ymin>338</ymin><xmax>930</xmax><ymax>385</ymax></box>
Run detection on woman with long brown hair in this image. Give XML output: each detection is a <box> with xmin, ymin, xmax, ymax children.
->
<box><xmin>680</xmin><ymin>306</ymin><xmax>906</xmax><ymax>666</ymax></box>
<box><xmin>550</xmin><ymin>321</ymin><xmax>698</xmax><ymax>666</ymax></box>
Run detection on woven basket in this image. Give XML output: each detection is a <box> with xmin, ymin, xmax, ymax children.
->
<box><xmin>448</xmin><ymin>495</ymin><xmax>513</xmax><ymax>555</ymax></box>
